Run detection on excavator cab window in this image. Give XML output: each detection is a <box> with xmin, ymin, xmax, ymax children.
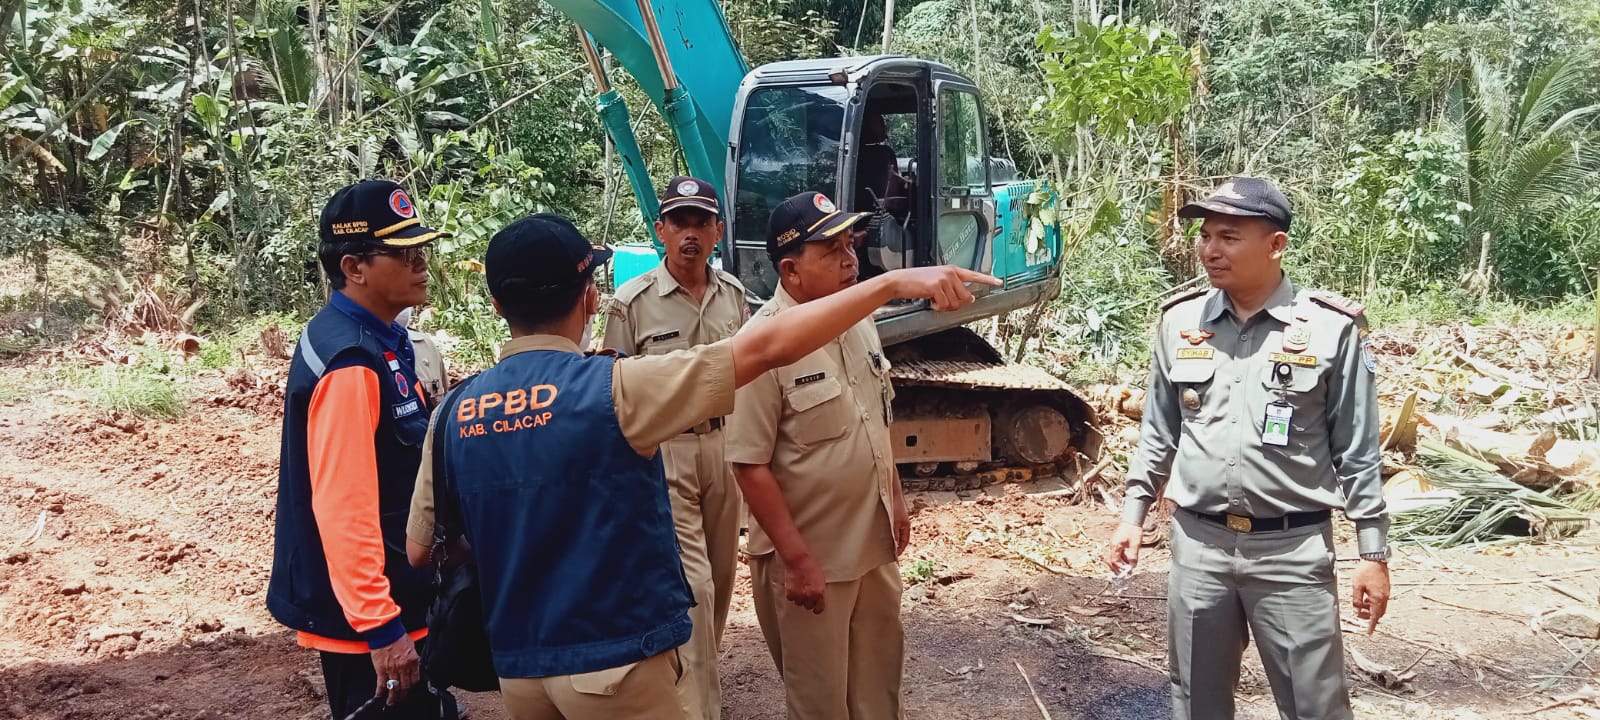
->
<box><xmin>731</xmin><ymin>85</ymin><xmax>848</xmax><ymax>299</ymax></box>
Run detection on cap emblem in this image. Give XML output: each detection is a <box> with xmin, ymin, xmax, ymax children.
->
<box><xmin>389</xmin><ymin>189</ymin><xmax>416</xmax><ymax>219</ymax></box>
<box><xmin>813</xmin><ymin>194</ymin><xmax>837</xmax><ymax>213</ymax></box>
<box><xmin>677</xmin><ymin>180</ymin><xmax>700</xmax><ymax>196</ymax></box>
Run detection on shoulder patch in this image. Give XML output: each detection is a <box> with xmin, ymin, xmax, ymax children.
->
<box><xmin>1308</xmin><ymin>290</ymin><xmax>1366</xmax><ymax>317</ymax></box>
<box><xmin>611</xmin><ymin>273</ymin><xmax>656</xmax><ymax>304</ymax></box>
<box><xmin>1160</xmin><ymin>286</ymin><xmax>1208</xmax><ymax>311</ymax></box>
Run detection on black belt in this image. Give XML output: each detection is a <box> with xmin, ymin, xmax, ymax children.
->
<box><xmin>1183</xmin><ymin>508</ymin><xmax>1331</xmax><ymax>533</ymax></box>
<box><xmin>683</xmin><ymin>417</ymin><xmax>725</xmax><ymax>435</ymax></box>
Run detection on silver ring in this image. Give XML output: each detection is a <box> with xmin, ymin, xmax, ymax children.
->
<box><xmin>386</xmin><ymin>679</ymin><xmax>398</xmax><ymax>690</ymax></box>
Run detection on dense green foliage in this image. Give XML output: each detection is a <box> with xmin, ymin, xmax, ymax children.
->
<box><xmin>3</xmin><ymin>0</ymin><xmax>1598</xmax><ymax>372</ymax></box>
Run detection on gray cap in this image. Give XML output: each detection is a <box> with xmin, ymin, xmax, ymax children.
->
<box><xmin>1178</xmin><ymin>177</ymin><xmax>1292</xmax><ymax>231</ymax></box>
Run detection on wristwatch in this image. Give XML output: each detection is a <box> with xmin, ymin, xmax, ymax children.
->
<box><xmin>1359</xmin><ymin>548</ymin><xmax>1391</xmax><ymax>563</ymax></box>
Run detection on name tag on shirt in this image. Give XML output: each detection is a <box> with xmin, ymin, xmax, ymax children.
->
<box><xmin>394</xmin><ymin>399</ymin><xmax>422</xmax><ymax>419</ymax></box>
<box><xmin>1262</xmin><ymin>402</ymin><xmax>1292</xmax><ymax>446</ymax></box>
<box><xmin>794</xmin><ymin>372</ymin><xmax>826</xmax><ymax>386</ymax></box>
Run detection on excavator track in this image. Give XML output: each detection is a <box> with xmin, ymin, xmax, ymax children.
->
<box><xmin>884</xmin><ymin>328</ymin><xmax>1102</xmax><ymax>491</ymax></box>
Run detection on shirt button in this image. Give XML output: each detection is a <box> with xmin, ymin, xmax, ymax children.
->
<box><xmin>1227</xmin><ymin>457</ymin><xmax>1237</xmax><ymax>466</ymax></box>
<box><xmin>1241</xmin><ymin>334</ymin><xmax>1249</xmax><ymax>341</ymax></box>
<box><xmin>1230</xmin><ymin>417</ymin><xmax>1237</xmax><ymax>424</ymax></box>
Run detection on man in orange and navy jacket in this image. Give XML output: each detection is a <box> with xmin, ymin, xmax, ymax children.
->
<box><xmin>268</xmin><ymin>180</ymin><xmax>458</xmax><ymax>719</ymax></box>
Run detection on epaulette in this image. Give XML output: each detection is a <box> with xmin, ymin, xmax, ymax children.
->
<box><xmin>1159</xmin><ymin>286</ymin><xmax>1208</xmax><ymax>311</ymax></box>
<box><xmin>714</xmin><ymin>269</ymin><xmax>747</xmax><ymax>293</ymax></box>
<box><xmin>1308</xmin><ymin>290</ymin><xmax>1365</xmax><ymax>317</ymax></box>
<box><xmin>611</xmin><ymin>272</ymin><xmax>656</xmax><ymax>305</ymax></box>
<box><xmin>584</xmin><ymin>348</ymin><xmax>622</xmax><ymax>358</ymax></box>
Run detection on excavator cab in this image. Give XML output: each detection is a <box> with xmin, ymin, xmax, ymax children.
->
<box><xmin>723</xmin><ymin>57</ymin><xmax>1096</xmax><ymax>475</ymax></box>
<box><xmin>724</xmin><ymin>56</ymin><xmax>1061</xmax><ymax>346</ymax></box>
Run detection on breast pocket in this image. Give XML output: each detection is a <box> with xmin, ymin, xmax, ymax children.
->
<box><xmin>783</xmin><ymin>377</ymin><xmax>851</xmax><ymax>447</ymax></box>
<box><xmin>1168</xmin><ymin>359</ymin><xmax>1216</xmax><ymax>421</ymax></box>
<box><xmin>1258</xmin><ymin>363</ymin><xmax>1325</xmax><ymax>446</ymax></box>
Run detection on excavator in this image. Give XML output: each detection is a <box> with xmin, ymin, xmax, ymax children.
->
<box><xmin>548</xmin><ymin>0</ymin><xmax>1101</xmax><ymax>478</ymax></box>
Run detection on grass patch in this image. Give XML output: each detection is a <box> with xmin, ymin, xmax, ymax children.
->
<box><xmin>196</xmin><ymin>312</ymin><xmax>305</xmax><ymax>370</ymax></box>
<box><xmin>71</xmin><ymin>364</ymin><xmax>184</xmax><ymax>419</ymax></box>
<box><xmin>901</xmin><ymin>559</ymin><xmax>940</xmax><ymax>585</ymax></box>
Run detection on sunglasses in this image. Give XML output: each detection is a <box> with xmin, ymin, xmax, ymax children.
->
<box><xmin>359</xmin><ymin>246</ymin><xmax>431</xmax><ymax>268</ymax></box>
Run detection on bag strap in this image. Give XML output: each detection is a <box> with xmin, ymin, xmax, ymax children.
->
<box><xmin>431</xmin><ymin>374</ymin><xmax>479</xmax><ymax>558</ymax></box>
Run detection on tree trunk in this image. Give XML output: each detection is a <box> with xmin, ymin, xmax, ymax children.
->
<box><xmin>880</xmin><ymin>0</ymin><xmax>895</xmax><ymax>54</ymax></box>
<box><xmin>1468</xmin><ymin>229</ymin><xmax>1494</xmax><ymax>294</ymax></box>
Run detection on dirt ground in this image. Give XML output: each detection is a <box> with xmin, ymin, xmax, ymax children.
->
<box><xmin>2</xmin><ymin>354</ymin><xmax>1599</xmax><ymax>720</ymax></box>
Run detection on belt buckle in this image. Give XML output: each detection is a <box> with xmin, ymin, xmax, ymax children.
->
<box><xmin>1225</xmin><ymin>514</ymin><xmax>1252</xmax><ymax>533</ymax></box>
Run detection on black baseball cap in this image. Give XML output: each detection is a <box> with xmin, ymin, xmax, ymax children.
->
<box><xmin>318</xmin><ymin>180</ymin><xmax>449</xmax><ymax>247</ymax></box>
<box><xmin>767</xmin><ymin>191</ymin><xmax>869</xmax><ymax>255</ymax></box>
<box><xmin>659</xmin><ymin>175</ymin><xmax>720</xmax><ymax>217</ymax></box>
<box><xmin>1178</xmin><ymin>177</ymin><xmax>1292</xmax><ymax>231</ymax></box>
<box><xmin>485</xmin><ymin>214</ymin><xmax>613</xmax><ymax>306</ymax></box>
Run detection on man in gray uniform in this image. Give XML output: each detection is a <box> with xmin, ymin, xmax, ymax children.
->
<box><xmin>1107</xmin><ymin>176</ymin><xmax>1391</xmax><ymax>720</ymax></box>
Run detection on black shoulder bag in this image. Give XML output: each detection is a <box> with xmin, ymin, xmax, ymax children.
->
<box><xmin>420</xmin><ymin>376</ymin><xmax>501</xmax><ymax>692</ymax></box>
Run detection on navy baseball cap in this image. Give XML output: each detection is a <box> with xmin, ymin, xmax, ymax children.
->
<box><xmin>318</xmin><ymin>180</ymin><xmax>448</xmax><ymax>247</ymax></box>
<box><xmin>1178</xmin><ymin>177</ymin><xmax>1293</xmax><ymax>231</ymax></box>
<box><xmin>485</xmin><ymin>214</ymin><xmax>613</xmax><ymax>306</ymax></box>
<box><xmin>659</xmin><ymin>176</ymin><xmax>721</xmax><ymax>217</ymax></box>
<box><xmin>767</xmin><ymin>191</ymin><xmax>869</xmax><ymax>256</ymax></box>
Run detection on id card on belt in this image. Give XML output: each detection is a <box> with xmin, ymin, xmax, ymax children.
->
<box><xmin>1262</xmin><ymin>402</ymin><xmax>1292</xmax><ymax>446</ymax></box>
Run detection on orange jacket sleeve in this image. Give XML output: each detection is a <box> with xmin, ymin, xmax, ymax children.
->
<box><xmin>306</xmin><ymin>364</ymin><xmax>406</xmax><ymax>648</ymax></box>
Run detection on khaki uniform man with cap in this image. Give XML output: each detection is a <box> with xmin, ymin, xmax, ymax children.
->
<box><xmin>405</xmin><ymin>212</ymin><xmax>998</xmax><ymax>720</ymax></box>
<box><xmin>601</xmin><ymin>176</ymin><xmax>747</xmax><ymax>720</ymax></box>
<box><xmin>1108</xmin><ymin>177</ymin><xmax>1391</xmax><ymax>720</ymax></box>
<box><xmin>727</xmin><ymin>191</ymin><xmax>910</xmax><ymax>720</ymax></box>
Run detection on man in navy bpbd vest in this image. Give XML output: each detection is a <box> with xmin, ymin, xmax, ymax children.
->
<box><xmin>404</xmin><ymin>213</ymin><xmax>998</xmax><ymax>719</ymax></box>
<box><xmin>268</xmin><ymin>179</ymin><xmax>460</xmax><ymax>719</ymax></box>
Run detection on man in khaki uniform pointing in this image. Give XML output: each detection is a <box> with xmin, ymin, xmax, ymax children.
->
<box><xmin>601</xmin><ymin>176</ymin><xmax>747</xmax><ymax>720</ymax></box>
<box><xmin>728</xmin><ymin>191</ymin><xmax>911</xmax><ymax>720</ymax></box>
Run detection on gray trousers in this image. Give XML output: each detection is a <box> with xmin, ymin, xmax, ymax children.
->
<box><xmin>1167</xmin><ymin>510</ymin><xmax>1353</xmax><ymax>720</ymax></box>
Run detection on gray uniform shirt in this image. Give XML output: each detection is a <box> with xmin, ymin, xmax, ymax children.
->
<box><xmin>1123</xmin><ymin>275</ymin><xmax>1389</xmax><ymax>554</ymax></box>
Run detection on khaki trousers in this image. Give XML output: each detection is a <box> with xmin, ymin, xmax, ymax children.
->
<box><xmin>751</xmin><ymin>556</ymin><xmax>905</xmax><ymax>720</ymax></box>
<box><xmin>499</xmin><ymin>650</ymin><xmax>685</xmax><ymax>720</ymax></box>
<box><xmin>661</xmin><ymin>430</ymin><xmax>742</xmax><ymax>720</ymax></box>
<box><xmin>1167</xmin><ymin>510</ymin><xmax>1353</xmax><ymax>720</ymax></box>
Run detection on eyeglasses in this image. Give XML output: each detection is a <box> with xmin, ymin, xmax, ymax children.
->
<box><xmin>360</xmin><ymin>246</ymin><xmax>431</xmax><ymax>269</ymax></box>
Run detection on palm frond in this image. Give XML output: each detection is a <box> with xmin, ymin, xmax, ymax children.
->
<box><xmin>1514</xmin><ymin>55</ymin><xmax>1591</xmax><ymax>140</ymax></box>
<box><xmin>1393</xmin><ymin>439</ymin><xmax>1590</xmax><ymax>548</ymax></box>
<box><xmin>1490</xmin><ymin>136</ymin><xmax>1584</xmax><ymax>214</ymax></box>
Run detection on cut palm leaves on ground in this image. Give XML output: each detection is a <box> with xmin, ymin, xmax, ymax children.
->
<box><xmin>1391</xmin><ymin>439</ymin><xmax>1590</xmax><ymax>547</ymax></box>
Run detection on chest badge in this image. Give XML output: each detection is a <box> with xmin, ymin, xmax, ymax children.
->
<box><xmin>1180</xmin><ymin>329</ymin><xmax>1214</xmax><ymax>345</ymax></box>
<box><xmin>394</xmin><ymin>371</ymin><xmax>410</xmax><ymax>397</ymax></box>
<box><xmin>1181</xmin><ymin>387</ymin><xmax>1201</xmax><ymax>410</ymax></box>
<box><xmin>1282</xmin><ymin>324</ymin><xmax>1311</xmax><ymax>353</ymax></box>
